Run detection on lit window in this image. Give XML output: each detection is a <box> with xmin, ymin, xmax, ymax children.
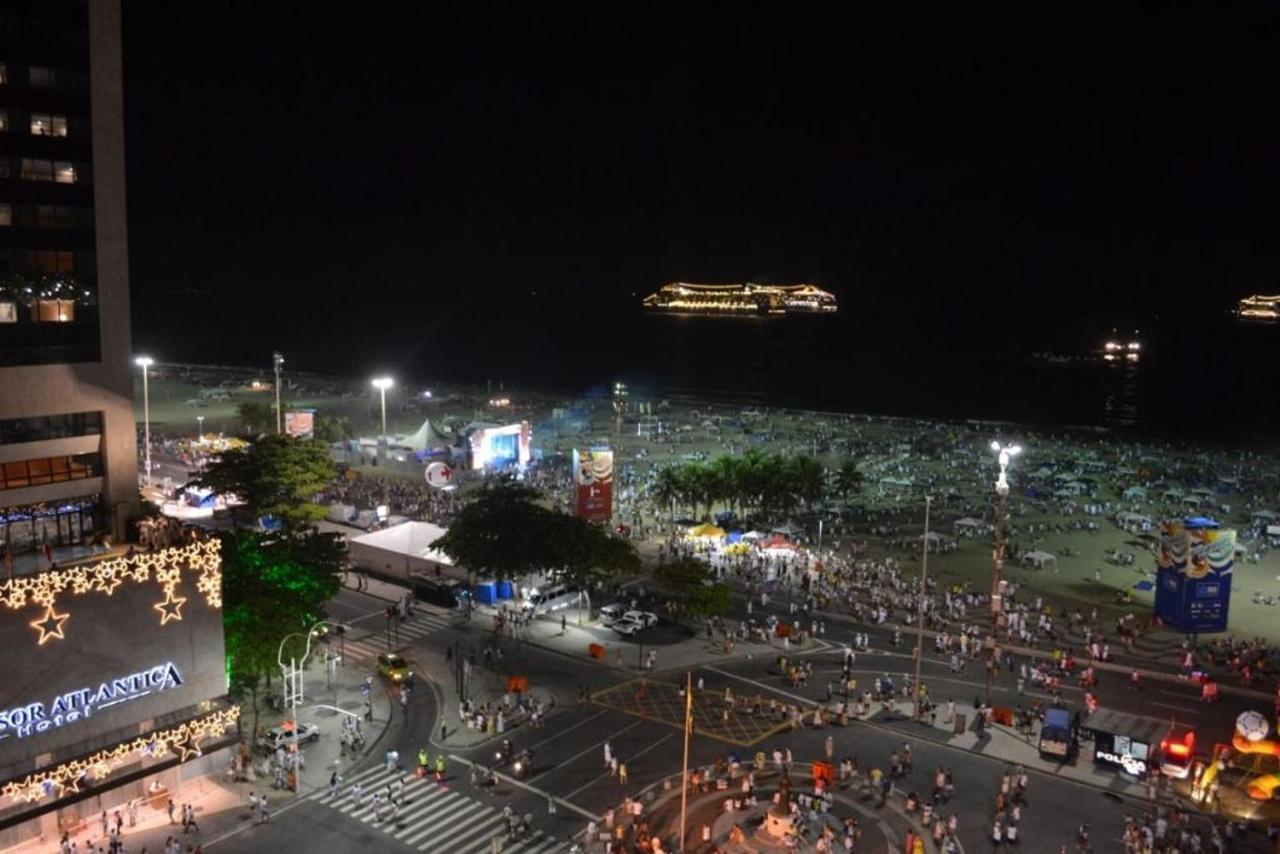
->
<box><xmin>0</xmin><ymin>203</ymin><xmax>11</xmax><ymax>226</ymax></box>
<box><xmin>31</xmin><ymin>114</ymin><xmax>67</xmax><ymax>137</ymax></box>
<box><xmin>54</xmin><ymin>162</ymin><xmax>75</xmax><ymax>184</ymax></box>
<box><xmin>28</xmin><ymin>66</ymin><xmax>52</xmax><ymax>88</ymax></box>
<box><xmin>0</xmin><ymin>110</ymin><xmax>7</xmax><ymax>131</ymax></box>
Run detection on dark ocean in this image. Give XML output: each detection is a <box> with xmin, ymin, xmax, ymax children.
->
<box><xmin>151</xmin><ymin>296</ymin><xmax>1279</xmax><ymax>445</ymax></box>
<box><xmin>386</xmin><ymin>300</ymin><xmax>1278</xmax><ymax>446</ymax></box>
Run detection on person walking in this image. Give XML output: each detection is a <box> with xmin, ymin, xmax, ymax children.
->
<box><xmin>619</xmin><ymin>762</ymin><xmax>629</xmax><ymax>785</ymax></box>
<box><xmin>329</xmin><ymin>770</ymin><xmax>342</xmax><ymax>798</ymax></box>
<box><xmin>167</xmin><ymin>799</ymin><xmax>176</xmax><ymax>825</ymax></box>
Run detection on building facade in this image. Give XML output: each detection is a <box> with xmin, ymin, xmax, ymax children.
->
<box><xmin>0</xmin><ymin>0</ymin><xmax>138</xmax><ymax>554</ymax></box>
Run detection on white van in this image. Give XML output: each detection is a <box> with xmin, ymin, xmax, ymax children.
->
<box><xmin>522</xmin><ymin>583</ymin><xmax>581</xmax><ymax>616</ymax></box>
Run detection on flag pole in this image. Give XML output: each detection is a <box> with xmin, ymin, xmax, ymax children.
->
<box><xmin>679</xmin><ymin>670</ymin><xmax>693</xmax><ymax>850</ymax></box>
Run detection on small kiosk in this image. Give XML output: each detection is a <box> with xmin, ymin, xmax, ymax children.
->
<box><xmin>1081</xmin><ymin>707</ymin><xmax>1169</xmax><ymax>780</ymax></box>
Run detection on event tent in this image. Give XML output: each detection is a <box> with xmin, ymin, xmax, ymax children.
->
<box><xmin>688</xmin><ymin>523</ymin><xmax>726</xmax><ymax>539</ymax></box>
<box><xmin>771</xmin><ymin>523</ymin><xmax>802</xmax><ymax>537</ymax></box>
<box><xmin>1021</xmin><ymin>550</ymin><xmax>1057</xmax><ymax>569</ymax></box>
<box><xmin>348</xmin><ymin>521</ymin><xmax>459</xmax><ymax>582</ymax></box>
<box><xmin>1116</xmin><ymin>512</ymin><xmax>1153</xmax><ymax>527</ymax></box>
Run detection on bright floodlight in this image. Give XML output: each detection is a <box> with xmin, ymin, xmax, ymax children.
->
<box><xmin>134</xmin><ymin>355</ymin><xmax>154</xmax><ymax>368</ymax></box>
<box><xmin>989</xmin><ymin>440</ymin><xmax>1000</xmax><ymax>451</ymax></box>
<box><xmin>372</xmin><ymin>377</ymin><xmax>394</xmax><ymax>391</ymax></box>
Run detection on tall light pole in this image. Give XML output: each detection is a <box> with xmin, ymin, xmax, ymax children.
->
<box><xmin>196</xmin><ymin>414</ymin><xmax>204</xmax><ymax>443</ymax></box>
<box><xmin>134</xmin><ymin>356</ymin><xmax>154</xmax><ymax>487</ymax></box>
<box><xmin>372</xmin><ymin>377</ymin><xmax>394</xmax><ymax>453</ymax></box>
<box><xmin>986</xmin><ymin>440</ymin><xmax>1021</xmax><ymax>706</ymax></box>
<box><xmin>276</xmin><ymin>620</ymin><xmax>334</xmax><ymax>792</ymax></box>
<box><xmin>272</xmin><ymin>351</ymin><xmax>285</xmax><ymax>434</ymax></box>
<box><xmin>913</xmin><ymin>496</ymin><xmax>931</xmax><ymax>720</ymax></box>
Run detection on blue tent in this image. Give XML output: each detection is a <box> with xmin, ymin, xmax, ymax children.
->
<box><xmin>727</xmin><ymin>530</ymin><xmax>743</xmax><ymax>543</ymax></box>
<box><xmin>1184</xmin><ymin>516</ymin><xmax>1220</xmax><ymax>530</ymax></box>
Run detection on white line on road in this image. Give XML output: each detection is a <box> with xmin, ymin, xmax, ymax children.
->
<box><xmin>527</xmin><ymin>719</ymin><xmax>644</xmax><ymax>784</ymax></box>
<box><xmin>524</xmin><ymin>709</ymin><xmax>608</xmax><ymax>752</ymax></box>
<box><xmin>1150</xmin><ymin>702</ymin><xmax>1201</xmax><ymax>716</ymax></box>
<box><xmin>448</xmin><ymin>754</ymin><xmax>600</xmax><ymax>821</ymax></box>
<box><xmin>562</xmin><ymin>732</ymin><xmax>675</xmax><ymax>800</ymax></box>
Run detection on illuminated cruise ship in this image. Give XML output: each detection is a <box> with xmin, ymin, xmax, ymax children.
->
<box><xmin>1238</xmin><ymin>293</ymin><xmax>1280</xmax><ymax>321</ymax></box>
<box><xmin>642</xmin><ymin>282</ymin><xmax>838</xmax><ymax>316</ymax></box>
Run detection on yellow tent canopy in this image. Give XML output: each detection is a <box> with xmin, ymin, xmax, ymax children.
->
<box><xmin>687</xmin><ymin>523</ymin><xmax>726</xmax><ymax>539</ymax></box>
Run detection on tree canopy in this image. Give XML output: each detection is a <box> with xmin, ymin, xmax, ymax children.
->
<box><xmin>653</xmin><ymin>557</ymin><xmax>731</xmax><ymax>621</ymax></box>
<box><xmin>236</xmin><ymin>400</ymin><xmax>275</xmax><ymax>436</ymax></box>
<box><xmin>652</xmin><ymin>449</ymin><xmax>843</xmax><ymax>522</ymax></box>
<box><xmin>220</xmin><ymin>528</ymin><xmax>345</xmax><ymax>733</ymax></box>
<box><xmin>431</xmin><ymin>478</ymin><xmax>638</xmax><ymax>586</ymax></box>
<box><xmin>194</xmin><ymin>434</ymin><xmax>336</xmax><ymax>528</ymax></box>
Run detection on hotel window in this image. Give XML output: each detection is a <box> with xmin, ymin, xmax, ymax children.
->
<box><xmin>0</xmin><ymin>203</ymin><xmax>10</xmax><ymax>226</ymax></box>
<box><xmin>0</xmin><ymin>110</ymin><xmax>7</xmax><ymax>131</ymax></box>
<box><xmin>0</xmin><ymin>63</ymin><xmax>7</xmax><ymax>85</ymax></box>
<box><xmin>35</xmin><ymin>204</ymin><xmax>76</xmax><ymax>228</ymax></box>
<box><xmin>20</xmin><ymin>158</ymin><xmax>52</xmax><ymax>181</ymax></box>
<box><xmin>31</xmin><ymin>113</ymin><xmax>67</xmax><ymax>137</ymax></box>
<box><xmin>28</xmin><ymin>66</ymin><xmax>52</xmax><ymax>88</ymax></box>
<box><xmin>55</xmin><ymin>161</ymin><xmax>75</xmax><ymax>183</ymax></box>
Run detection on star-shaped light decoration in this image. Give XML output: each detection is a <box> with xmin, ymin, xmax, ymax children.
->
<box><xmin>94</xmin><ymin>568</ymin><xmax>122</xmax><ymax>596</ymax></box>
<box><xmin>153</xmin><ymin>590</ymin><xmax>187</xmax><ymax>625</ymax></box>
<box><xmin>29</xmin><ymin>605</ymin><xmax>69</xmax><ymax>644</ymax></box>
<box><xmin>171</xmin><ymin>732</ymin><xmax>201</xmax><ymax>762</ymax></box>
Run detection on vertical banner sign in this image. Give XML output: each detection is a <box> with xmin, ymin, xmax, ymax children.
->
<box><xmin>284</xmin><ymin>410</ymin><xmax>315</xmax><ymax>439</ymax></box>
<box><xmin>573</xmin><ymin>448</ymin><xmax>613</xmax><ymax>521</ymax></box>
<box><xmin>1154</xmin><ymin>523</ymin><xmax>1235</xmax><ymax>633</ymax></box>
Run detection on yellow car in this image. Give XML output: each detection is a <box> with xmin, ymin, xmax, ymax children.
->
<box><xmin>377</xmin><ymin>653</ymin><xmax>413</xmax><ymax>684</ymax></box>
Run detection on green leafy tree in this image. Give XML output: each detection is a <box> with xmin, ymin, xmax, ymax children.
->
<box><xmin>652</xmin><ymin>466</ymin><xmax>683</xmax><ymax>519</ymax></box>
<box><xmin>313</xmin><ymin>413</ymin><xmax>353</xmax><ymax>443</ymax></box>
<box><xmin>220</xmin><ymin>528</ymin><xmax>345</xmax><ymax>736</ymax></box>
<box><xmin>236</xmin><ymin>401</ymin><xmax>276</xmax><ymax>436</ymax></box>
<box><xmin>194</xmin><ymin>434</ymin><xmax>336</xmax><ymax>528</ymax></box>
<box><xmin>431</xmin><ymin>478</ymin><xmax>638</xmax><ymax>620</ymax></box>
<box><xmin>788</xmin><ymin>454</ymin><xmax>826</xmax><ymax>511</ymax></box>
<box><xmin>653</xmin><ymin>557</ymin><xmax>731</xmax><ymax>622</ymax></box>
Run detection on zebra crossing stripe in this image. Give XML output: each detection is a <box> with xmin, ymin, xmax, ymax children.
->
<box><xmin>400</xmin><ymin>800</ymin><xmax>486</xmax><ymax>845</ymax></box>
<box><xmin>413</xmin><ymin>808</ymin><xmax>501</xmax><ymax>851</ymax></box>
<box><xmin>451</xmin><ymin>828</ymin><xmax>512</xmax><ymax>854</ymax></box>
<box><xmin>362</xmin><ymin>789</ymin><xmax>458</xmax><ymax>826</ymax></box>
<box><xmin>434</xmin><ymin>814</ymin><xmax>506</xmax><ymax>854</ymax></box>
<box><xmin>493</xmin><ymin>830</ymin><xmax>552</xmax><ymax>854</ymax></box>
<box><xmin>311</xmin><ymin>764</ymin><xmax>398</xmax><ymax>802</ymax></box>
<box><xmin>350</xmin><ymin>778</ymin><xmax>450</xmax><ymax>819</ymax></box>
<box><xmin>383</xmin><ymin>784</ymin><xmax>455</xmax><ymax>825</ymax></box>
<box><xmin>352</xmin><ymin>781</ymin><xmax>449</xmax><ymax>820</ymax></box>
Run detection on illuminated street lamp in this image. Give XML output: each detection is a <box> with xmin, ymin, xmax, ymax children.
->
<box><xmin>372</xmin><ymin>377</ymin><xmax>394</xmax><ymax>445</ymax></box>
<box><xmin>134</xmin><ymin>356</ymin><xmax>154</xmax><ymax>487</ymax></box>
<box><xmin>272</xmin><ymin>351</ymin><xmax>285</xmax><ymax>434</ymax></box>
<box><xmin>196</xmin><ymin>414</ymin><xmax>204</xmax><ymax>443</ymax></box>
<box><xmin>986</xmin><ymin>440</ymin><xmax>1022</xmax><ymax>705</ymax></box>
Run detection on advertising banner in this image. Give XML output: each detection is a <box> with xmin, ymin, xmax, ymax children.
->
<box><xmin>573</xmin><ymin>448</ymin><xmax>613</xmax><ymax>521</ymax></box>
<box><xmin>284</xmin><ymin>410</ymin><xmax>315</xmax><ymax>439</ymax></box>
<box><xmin>1154</xmin><ymin>523</ymin><xmax>1235</xmax><ymax>633</ymax></box>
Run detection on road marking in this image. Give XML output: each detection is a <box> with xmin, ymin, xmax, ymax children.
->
<box><xmin>1150</xmin><ymin>702</ymin><xmax>1201</xmax><ymax>716</ymax></box>
<box><xmin>449</xmin><ymin>754</ymin><xmax>600</xmax><ymax>821</ymax></box>
<box><xmin>435</xmin><ymin>814</ymin><xmax>507</xmax><ymax>854</ymax></box>
<box><xmin>562</xmin><ymin>732</ymin><xmax>675</xmax><ymax>799</ymax></box>
<box><xmin>524</xmin><ymin>709</ymin><xmax>608</xmax><ymax>752</ymax></box>
<box><xmin>401</xmin><ymin>800</ymin><xmax>486</xmax><ymax>846</ymax></box>
<box><xmin>527</xmin><ymin>719</ymin><xmax>645</xmax><ymax>783</ymax></box>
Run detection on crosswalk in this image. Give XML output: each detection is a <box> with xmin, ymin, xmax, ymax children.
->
<box><xmin>340</xmin><ymin>610</ymin><xmax>461</xmax><ymax>664</ymax></box>
<box><xmin>309</xmin><ymin>763</ymin><xmax>564</xmax><ymax>853</ymax></box>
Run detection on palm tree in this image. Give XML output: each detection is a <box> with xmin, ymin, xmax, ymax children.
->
<box><xmin>788</xmin><ymin>455</ymin><xmax>826</xmax><ymax>512</ymax></box>
<box><xmin>653</xmin><ymin>466</ymin><xmax>682</xmax><ymax>521</ymax></box>
<box><xmin>834</xmin><ymin>458</ymin><xmax>864</xmax><ymax>506</ymax></box>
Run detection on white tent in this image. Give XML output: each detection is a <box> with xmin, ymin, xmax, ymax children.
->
<box><xmin>348</xmin><ymin>521</ymin><xmax>460</xmax><ymax>582</ymax></box>
<box><xmin>1022</xmin><ymin>550</ymin><xmax>1057</xmax><ymax>569</ymax></box>
<box><xmin>1122</xmin><ymin>486</ymin><xmax>1147</xmax><ymax>500</ymax></box>
<box><xmin>1251</xmin><ymin>510</ymin><xmax>1278</xmax><ymax>522</ymax></box>
<box><xmin>1116</xmin><ymin>512</ymin><xmax>1152</xmax><ymax>527</ymax></box>
<box><xmin>771</xmin><ymin>523</ymin><xmax>802</xmax><ymax>537</ymax></box>
<box><xmin>954</xmin><ymin>517</ymin><xmax>984</xmax><ymax>533</ymax></box>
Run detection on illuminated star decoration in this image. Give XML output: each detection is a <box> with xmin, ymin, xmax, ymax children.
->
<box><xmin>0</xmin><ymin>707</ymin><xmax>239</xmax><ymax>807</ymax></box>
<box><xmin>153</xmin><ymin>590</ymin><xmax>187</xmax><ymax>625</ymax></box>
<box><xmin>0</xmin><ymin>539</ymin><xmax>222</xmax><ymax>645</ymax></box>
<box><xmin>29</xmin><ymin>606</ymin><xmax>69</xmax><ymax>645</ymax></box>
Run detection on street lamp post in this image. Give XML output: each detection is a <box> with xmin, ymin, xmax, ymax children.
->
<box><xmin>272</xmin><ymin>351</ymin><xmax>285</xmax><ymax>434</ymax></box>
<box><xmin>134</xmin><ymin>356</ymin><xmax>154</xmax><ymax>487</ymax></box>
<box><xmin>986</xmin><ymin>440</ymin><xmax>1022</xmax><ymax>707</ymax></box>
<box><xmin>913</xmin><ymin>496</ymin><xmax>932</xmax><ymax>720</ymax></box>
<box><xmin>196</xmin><ymin>414</ymin><xmax>204</xmax><ymax>443</ymax></box>
<box><xmin>276</xmin><ymin>620</ymin><xmax>334</xmax><ymax>792</ymax></box>
<box><xmin>372</xmin><ymin>377</ymin><xmax>393</xmax><ymax>463</ymax></box>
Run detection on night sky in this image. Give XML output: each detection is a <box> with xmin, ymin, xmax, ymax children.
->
<box><xmin>122</xmin><ymin>4</ymin><xmax>1280</xmax><ymax>377</ymax></box>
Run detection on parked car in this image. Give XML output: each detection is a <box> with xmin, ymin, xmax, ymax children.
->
<box><xmin>257</xmin><ymin>722</ymin><xmax>320</xmax><ymax>752</ymax></box>
<box><xmin>377</xmin><ymin>653</ymin><xmax>414</xmax><ymax>684</ymax></box>
<box><xmin>411</xmin><ymin>577</ymin><xmax>464</xmax><ymax>609</ymax></box>
<box><xmin>622</xmin><ymin>610</ymin><xmax>659</xmax><ymax>628</ymax></box>
<box><xmin>598</xmin><ymin>603</ymin><xmax>626</xmax><ymax>624</ymax></box>
<box><xmin>611</xmin><ymin>617</ymin><xmax>647</xmax><ymax>637</ymax></box>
